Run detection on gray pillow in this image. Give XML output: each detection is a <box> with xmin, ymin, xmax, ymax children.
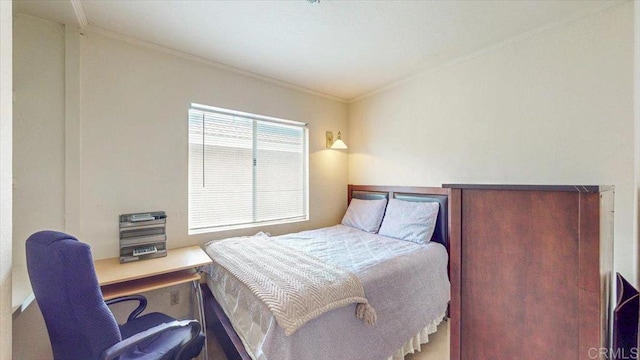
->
<box><xmin>341</xmin><ymin>198</ymin><xmax>387</xmax><ymax>233</ymax></box>
<box><xmin>378</xmin><ymin>199</ymin><xmax>439</xmax><ymax>244</ymax></box>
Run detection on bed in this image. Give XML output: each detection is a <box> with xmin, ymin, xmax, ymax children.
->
<box><xmin>201</xmin><ymin>185</ymin><xmax>452</xmax><ymax>360</ymax></box>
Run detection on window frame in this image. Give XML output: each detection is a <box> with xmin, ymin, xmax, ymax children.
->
<box><xmin>188</xmin><ymin>103</ymin><xmax>309</xmax><ymax>234</ymax></box>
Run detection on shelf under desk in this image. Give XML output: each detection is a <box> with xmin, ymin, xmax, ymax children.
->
<box><xmin>100</xmin><ymin>269</ymin><xmax>201</xmax><ymax>300</ymax></box>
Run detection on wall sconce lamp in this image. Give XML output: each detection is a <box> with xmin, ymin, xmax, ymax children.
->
<box><xmin>326</xmin><ymin>131</ymin><xmax>348</xmax><ymax>149</ymax></box>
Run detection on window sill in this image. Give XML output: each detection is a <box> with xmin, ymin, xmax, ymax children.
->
<box><xmin>188</xmin><ymin>216</ymin><xmax>309</xmax><ymax>235</ymax></box>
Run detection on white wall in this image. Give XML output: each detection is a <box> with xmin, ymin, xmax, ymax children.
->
<box><xmin>349</xmin><ymin>3</ymin><xmax>636</xmax><ymax>282</ymax></box>
<box><xmin>0</xmin><ymin>1</ymin><xmax>12</xmax><ymax>359</ymax></box>
<box><xmin>11</xmin><ymin>15</ymin><xmax>65</xmax><ymax>359</ymax></box>
<box><xmin>11</xmin><ymin>14</ymin><xmax>66</xmax><ymax>267</ymax></box>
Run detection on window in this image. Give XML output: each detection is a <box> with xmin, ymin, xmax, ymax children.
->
<box><xmin>188</xmin><ymin>103</ymin><xmax>308</xmax><ymax>234</ymax></box>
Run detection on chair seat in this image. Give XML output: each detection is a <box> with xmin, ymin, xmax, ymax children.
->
<box><xmin>119</xmin><ymin>312</ymin><xmax>200</xmax><ymax>360</ymax></box>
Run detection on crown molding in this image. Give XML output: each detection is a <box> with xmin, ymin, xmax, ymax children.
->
<box><xmin>83</xmin><ymin>25</ymin><xmax>348</xmax><ymax>104</ymax></box>
<box><xmin>349</xmin><ymin>0</ymin><xmax>629</xmax><ymax>103</ymax></box>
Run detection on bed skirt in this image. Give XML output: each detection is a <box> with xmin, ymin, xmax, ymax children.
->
<box><xmin>386</xmin><ymin>314</ymin><xmax>446</xmax><ymax>360</ymax></box>
<box><xmin>206</xmin><ymin>272</ymin><xmax>448</xmax><ymax>360</ymax></box>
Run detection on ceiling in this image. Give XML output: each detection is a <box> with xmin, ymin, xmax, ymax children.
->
<box><xmin>14</xmin><ymin>0</ymin><xmax>623</xmax><ymax>102</ymax></box>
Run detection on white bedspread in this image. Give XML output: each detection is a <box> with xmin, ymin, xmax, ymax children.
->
<box><xmin>203</xmin><ymin>225</ymin><xmax>450</xmax><ymax>360</ymax></box>
<box><xmin>205</xmin><ymin>235</ymin><xmax>375</xmax><ymax>336</ymax></box>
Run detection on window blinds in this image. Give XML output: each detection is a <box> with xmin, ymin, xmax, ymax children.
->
<box><xmin>188</xmin><ymin>104</ymin><xmax>308</xmax><ymax>233</ymax></box>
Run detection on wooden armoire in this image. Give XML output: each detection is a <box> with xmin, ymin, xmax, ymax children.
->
<box><xmin>444</xmin><ymin>184</ymin><xmax>614</xmax><ymax>360</ymax></box>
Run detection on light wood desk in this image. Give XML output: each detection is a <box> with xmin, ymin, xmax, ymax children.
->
<box><xmin>94</xmin><ymin>245</ymin><xmax>212</xmax><ymax>359</ymax></box>
<box><xmin>94</xmin><ymin>245</ymin><xmax>212</xmax><ymax>298</ymax></box>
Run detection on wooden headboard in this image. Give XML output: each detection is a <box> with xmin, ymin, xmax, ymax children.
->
<box><xmin>347</xmin><ymin>185</ymin><xmax>452</xmax><ymax>253</ymax></box>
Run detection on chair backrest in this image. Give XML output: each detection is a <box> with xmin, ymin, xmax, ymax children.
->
<box><xmin>26</xmin><ymin>231</ymin><xmax>122</xmax><ymax>360</ymax></box>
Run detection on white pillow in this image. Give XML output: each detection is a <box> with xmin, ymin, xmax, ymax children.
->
<box><xmin>378</xmin><ymin>199</ymin><xmax>439</xmax><ymax>244</ymax></box>
<box><xmin>341</xmin><ymin>198</ymin><xmax>388</xmax><ymax>233</ymax></box>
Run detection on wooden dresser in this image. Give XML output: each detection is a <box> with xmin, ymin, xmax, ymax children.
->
<box><xmin>443</xmin><ymin>184</ymin><xmax>614</xmax><ymax>360</ymax></box>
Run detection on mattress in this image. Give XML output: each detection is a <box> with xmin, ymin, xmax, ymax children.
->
<box><xmin>203</xmin><ymin>225</ymin><xmax>450</xmax><ymax>360</ymax></box>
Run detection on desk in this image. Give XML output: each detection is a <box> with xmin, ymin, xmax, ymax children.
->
<box><xmin>94</xmin><ymin>245</ymin><xmax>211</xmax><ymax>296</ymax></box>
<box><xmin>94</xmin><ymin>245</ymin><xmax>212</xmax><ymax>359</ymax></box>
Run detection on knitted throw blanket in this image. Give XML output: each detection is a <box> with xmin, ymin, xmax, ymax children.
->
<box><xmin>206</xmin><ymin>236</ymin><xmax>377</xmax><ymax>336</ymax></box>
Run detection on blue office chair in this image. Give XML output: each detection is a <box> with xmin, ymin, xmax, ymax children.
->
<box><xmin>26</xmin><ymin>231</ymin><xmax>205</xmax><ymax>360</ymax></box>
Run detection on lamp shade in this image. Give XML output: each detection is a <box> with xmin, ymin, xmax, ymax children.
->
<box><xmin>331</xmin><ymin>132</ymin><xmax>348</xmax><ymax>149</ymax></box>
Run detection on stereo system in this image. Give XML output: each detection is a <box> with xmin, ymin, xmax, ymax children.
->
<box><xmin>119</xmin><ymin>211</ymin><xmax>167</xmax><ymax>263</ymax></box>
